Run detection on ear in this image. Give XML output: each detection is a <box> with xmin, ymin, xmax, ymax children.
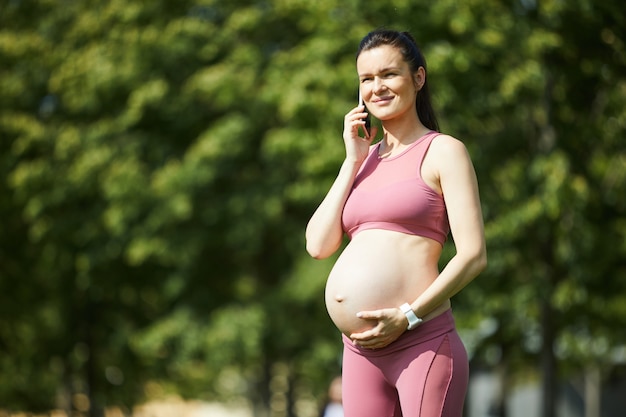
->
<box><xmin>413</xmin><ymin>67</ymin><xmax>426</xmax><ymax>91</ymax></box>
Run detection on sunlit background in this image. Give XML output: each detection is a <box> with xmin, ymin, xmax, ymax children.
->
<box><xmin>1</xmin><ymin>0</ymin><xmax>625</xmax><ymax>416</ymax></box>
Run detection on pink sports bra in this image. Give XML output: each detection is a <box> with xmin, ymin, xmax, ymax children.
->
<box><xmin>341</xmin><ymin>131</ymin><xmax>449</xmax><ymax>245</ymax></box>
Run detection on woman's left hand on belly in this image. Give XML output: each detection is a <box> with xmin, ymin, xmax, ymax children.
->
<box><xmin>349</xmin><ymin>307</ymin><xmax>407</xmax><ymax>349</ymax></box>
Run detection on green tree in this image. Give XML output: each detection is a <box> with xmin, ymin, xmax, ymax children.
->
<box><xmin>422</xmin><ymin>1</ymin><xmax>626</xmax><ymax>416</ymax></box>
<box><xmin>0</xmin><ymin>0</ymin><xmax>362</xmax><ymax>415</ymax></box>
<box><xmin>1</xmin><ymin>1</ymin><xmax>625</xmax><ymax>417</ymax></box>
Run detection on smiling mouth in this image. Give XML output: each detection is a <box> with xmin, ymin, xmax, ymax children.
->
<box><xmin>373</xmin><ymin>97</ymin><xmax>394</xmax><ymax>104</ymax></box>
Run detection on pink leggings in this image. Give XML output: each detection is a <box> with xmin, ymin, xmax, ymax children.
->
<box><xmin>341</xmin><ymin>309</ymin><xmax>468</xmax><ymax>417</ymax></box>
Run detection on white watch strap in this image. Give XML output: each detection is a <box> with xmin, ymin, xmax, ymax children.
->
<box><xmin>400</xmin><ymin>303</ymin><xmax>423</xmax><ymax>330</ymax></box>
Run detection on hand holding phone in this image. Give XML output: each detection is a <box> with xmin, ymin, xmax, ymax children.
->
<box><xmin>358</xmin><ymin>90</ymin><xmax>371</xmax><ymax>136</ymax></box>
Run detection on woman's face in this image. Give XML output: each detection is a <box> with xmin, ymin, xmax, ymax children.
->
<box><xmin>356</xmin><ymin>44</ymin><xmax>423</xmax><ymax>122</ymax></box>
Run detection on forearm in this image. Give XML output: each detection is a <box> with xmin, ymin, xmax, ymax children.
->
<box><xmin>407</xmin><ymin>135</ymin><xmax>487</xmax><ymax>318</ymax></box>
<box><xmin>410</xmin><ymin>248</ymin><xmax>487</xmax><ymax>317</ymax></box>
<box><xmin>305</xmin><ymin>159</ymin><xmax>362</xmax><ymax>259</ymax></box>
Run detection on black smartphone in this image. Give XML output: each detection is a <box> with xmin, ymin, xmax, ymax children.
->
<box><xmin>358</xmin><ymin>90</ymin><xmax>371</xmax><ymax>134</ymax></box>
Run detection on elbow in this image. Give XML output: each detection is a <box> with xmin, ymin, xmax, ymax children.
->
<box><xmin>459</xmin><ymin>244</ymin><xmax>487</xmax><ymax>278</ymax></box>
<box><xmin>478</xmin><ymin>255</ymin><xmax>488</xmax><ymax>275</ymax></box>
<box><xmin>305</xmin><ymin>241</ymin><xmax>333</xmax><ymax>260</ymax></box>
<box><xmin>305</xmin><ymin>227</ymin><xmax>341</xmax><ymax>259</ymax></box>
<box><xmin>306</xmin><ymin>242</ymin><xmax>325</xmax><ymax>259</ymax></box>
<box><xmin>306</xmin><ymin>234</ymin><xmax>342</xmax><ymax>259</ymax></box>
<box><xmin>304</xmin><ymin>229</ymin><xmax>325</xmax><ymax>259</ymax></box>
<box><xmin>306</xmin><ymin>246</ymin><xmax>329</xmax><ymax>259</ymax></box>
<box><xmin>473</xmin><ymin>246</ymin><xmax>488</xmax><ymax>275</ymax></box>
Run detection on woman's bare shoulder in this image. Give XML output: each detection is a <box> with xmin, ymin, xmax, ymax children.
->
<box><xmin>427</xmin><ymin>134</ymin><xmax>470</xmax><ymax>164</ymax></box>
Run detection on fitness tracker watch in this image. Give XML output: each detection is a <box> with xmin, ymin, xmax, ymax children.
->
<box><xmin>400</xmin><ymin>303</ymin><xmax>423</xmax><ymax>330</ymax></box>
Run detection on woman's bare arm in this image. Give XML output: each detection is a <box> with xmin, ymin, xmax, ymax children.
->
<box><xmin>305</xmin><ymin>105</ymin><xmax>376</xmax><ymax>259</ymax></box>
<box><xmin>411</xmin><ymin>135</ymin><xmax>487</xmax><ymax>316</ymax></box>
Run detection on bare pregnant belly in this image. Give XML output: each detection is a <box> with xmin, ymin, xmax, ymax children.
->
<box><xmin>325</xmin><ymin>230</ymin><xmax>441</xmax><ymax>335</ymax></box>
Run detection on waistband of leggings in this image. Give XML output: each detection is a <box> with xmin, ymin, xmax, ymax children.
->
<box><xmin>342</xmin><ymin>308</ymin><xmax>456</xmax><ymax>357</ymax></box>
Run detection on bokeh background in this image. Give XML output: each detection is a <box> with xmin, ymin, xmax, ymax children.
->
<box><xmin>1</xmin><ymin>0</ymin><xmax>625</xmax><ymax>416</ymax></box>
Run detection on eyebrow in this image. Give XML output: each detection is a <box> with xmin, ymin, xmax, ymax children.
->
<box><xmin>358</xmin><ymin>66</ymin><xmax>402</xmax><ymax>78</ymax></box>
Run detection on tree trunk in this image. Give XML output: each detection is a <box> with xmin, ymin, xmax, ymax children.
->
<box><xmin>251</xmin><ymin>357</ymin><xmax>272</xmax><ymax>417</ymax></box>
<box><xmin>492</xmin><ymin>360</ymin><xmax>509</xmax><ymax>417</ymax></box>
<box><xmin>584</xmin><ymin>365</ymin><xmax>601</xmax><ymax>417</ymax></box>
<box><xmin>540</xmin><ymin>297</ymin><xmax>556</xmax><ymax>417</ymax></box>
<box><xmin>537</xmin><ymin>50</ymin><xmax>559</xmax><ymax>417</ymax></box>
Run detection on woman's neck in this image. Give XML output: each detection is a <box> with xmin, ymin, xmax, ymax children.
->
<box><xmin>379</xmin><ymin>114</ymin><xmax>430</xmax><ymax>155</ymax></box>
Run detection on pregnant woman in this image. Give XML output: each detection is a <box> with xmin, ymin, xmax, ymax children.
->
<box><xmin>305</xmin><ymin>29</ymin><xmax>487</xmax><ymax>417</ymax></box>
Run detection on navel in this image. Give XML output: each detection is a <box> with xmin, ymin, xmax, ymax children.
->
<box><xmin>334</xmin><ymin>294</ymin><xmax>345</xmax><ymax>303</ymax></box>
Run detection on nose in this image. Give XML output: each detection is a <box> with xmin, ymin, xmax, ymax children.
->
<box><xmin>374</xmin><ymin>76</ymin><xmax>386</xmax><ymax>93</ymax></box>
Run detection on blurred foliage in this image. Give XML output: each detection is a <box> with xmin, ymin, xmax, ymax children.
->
<box><xmin>0</xmin><ymin>0</ymin><xmax>625</xmax><ymax>416</ymax></box>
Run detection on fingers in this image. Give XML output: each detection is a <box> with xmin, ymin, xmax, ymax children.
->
<box><xmin>356</xmin><ymin>310</ymin><xmax>381</xmax><ymax>320</ymax></box>
<box><xmin>350</xmin><ymin>311</ymin><xmax>381</xmax><ymax>340</ymax></box>
<box><xmin>345</xmin><ymin>106</ymin><xmax>371</xmax><ymax>139</ymax></box>
<box><xmin>350</xmin><ymin>328</ymin><xmax>390</xmax><ymax>350</ymax></box>
<box><xmin>344</xmin><ymin>105</ymin><xmax>367</xmax><ymax>121</ymax></box>
<box><xmin>349</xmin><ymin>329</ymin><xmax>375</xmax><ymax>341</ymax></box>
<box><xmin>347</xmin><ymin>104</ymin><xmax>367</xmax><ymax>116</ymax></box>
<box><xmin>350</xmin><ymin>310</ymin><xmax>383</xmax><ymax>342</ymax></box>
<box><xmin>349</xmin><ymin>307</ymin><xmax>405</xmax><ymax>349</ymax></box>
